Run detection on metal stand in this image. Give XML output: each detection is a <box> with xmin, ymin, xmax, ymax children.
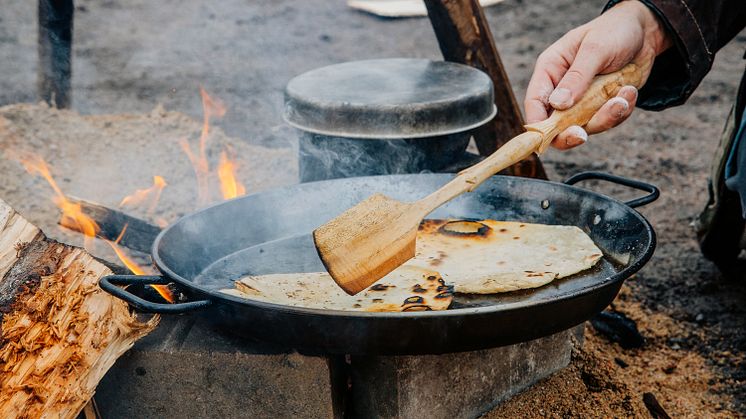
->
<box><xmin>38</xmin><ymin>0</ymin><xmax>73</xmax><ymax>108</ymax></box>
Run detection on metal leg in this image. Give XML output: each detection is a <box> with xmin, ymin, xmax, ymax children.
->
<box><xmin>38</xmin><ymin>0</ymin><xmax>73</xmax><ymax>108</ymax></box>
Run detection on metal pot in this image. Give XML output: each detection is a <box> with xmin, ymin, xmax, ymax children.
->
<box><xmin>284</xmin><ymin>59</ymin><xmax>496</xmax><ymax>182</ymax></box>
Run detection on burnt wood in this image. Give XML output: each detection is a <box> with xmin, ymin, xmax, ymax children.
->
<box><xmin>424</xmin><ymin>0</ymin><xmax>547</xmax><ymax>179</ymax></box>
<box><xmin>38</xmin><ymin>0</ymin><xmax>73</xmax><ymax>108</ymax></box>
<box><xmin>642</xmin><ymin>392</ymin><xmax>671</xmax><ymax>419</ymax></box>
<box><xmin>62</xmin><ymin>197</ymin><xmax>161</xmax><ymax>254</ymax></box>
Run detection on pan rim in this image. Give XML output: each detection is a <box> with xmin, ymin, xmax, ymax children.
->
<box><xmin>151</xmin><ymin>173</ymin><xmax>656</xmax><ymax>319</ymax></box>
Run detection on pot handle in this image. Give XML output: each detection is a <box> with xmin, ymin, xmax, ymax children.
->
<box><xmin>563</xmin><ymin>171</ymin><xmax>660</xmax><ymax>208</ymax></box>
<box><xmin>99</xmin><ymin>274</ymin><xmax>212</xmax><ymax>314</ymax></box>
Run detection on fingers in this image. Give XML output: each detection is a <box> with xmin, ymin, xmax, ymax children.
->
<box><xmin>525</xmin><ymin>38</ymin><xmax>583</xmax><ymax>123</ymax></box>
<box><xmin>551</xmin><ymin>125</ymin><xmax>588</xmax><ymax>150</ymax></box>
<box><xmin>585</xmin><ymin>85</ymin><xmax>638</xmax><ymax>134</ymax></box>
<box><xmin>549</xmin><ymin>39</ymin><xmax>609</xmax><ymax>110</ymax></box>
<box><xmin>524</xmin><ymin>54</ymin><xmax>563</xmax><ymax>124</ymax></box>
<box><xmin>551</xmin><ymin>86</ymin><xmax>638</xmax><ymax>150</ymax></box>
<box><xmin>524</xmin><ymin>80</ymin><xmax>551</xmax><ymax>124</ymax></box>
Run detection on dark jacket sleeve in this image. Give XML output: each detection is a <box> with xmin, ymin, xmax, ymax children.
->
<box><xmin>605</xmin><ymin>0</ymin><xmax>746</xmax><ymax>110</ymax></box>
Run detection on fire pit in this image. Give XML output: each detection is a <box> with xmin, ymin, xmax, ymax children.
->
<box><xmin>0</xmin><ymin>81</ymin><xmax>661</xmax><ymax>418</ymax></box>
<box><xmin>0</xmin><ymin>94</ymin><xmax>661</xmax><ymax>417</ymax></box>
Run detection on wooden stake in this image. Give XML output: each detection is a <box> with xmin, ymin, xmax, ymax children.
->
<box><xmin>0</xmin><ymin>198</ymin><xmax>158</xmax><ymax>418</ymax></box>
<box><xmin>424</xmin><ymin>0</ymin><xmax>547</xmax><ymax>179</ymax></box>
<box><xmin>38</xmin><ymin>0</ymin><xmax>73</xmax><ymax>108</ymax></box>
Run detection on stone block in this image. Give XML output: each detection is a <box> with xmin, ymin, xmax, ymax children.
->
<box><xmin>95</xmin><ymin>315</ymin><xmax>341</xmax><ymax>419</ymax></box>
<box><xmin>349</xmin><ymin>325</ymin><xmax>583</xmax><ymax>419</ymax></box>
<box><xmin>96</xmin><ymin>314</ymin><xmax>582</xmax><ymax>418</ymax></box>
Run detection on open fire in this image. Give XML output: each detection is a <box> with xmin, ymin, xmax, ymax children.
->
<box><xmin>180</xmin><ymin>87</ymin><xmax>246</xmax><ymax>204</ymax></box>
<box><xmin>10</xmin><ymin>151</ymin><xmax>175</xmax><ymax>303</ymax></box>
<box><xmin>218</xmin><ymin>147</ymin><xmax>246</xmax><ymax>199</ymax></box>
<box><xmin>13</xmin><ymin>153</ymin><xmax>99</xmax><ymax>249</ymax></box>
<box><xmin>4</xmin><ymin>88</ymin><xmax>248</xmax><ymax>305</ymax></box>
<box><xmin>106</xmin><ymin>225</ymin><xmax>148</xmax><ymax>276</ymax></box>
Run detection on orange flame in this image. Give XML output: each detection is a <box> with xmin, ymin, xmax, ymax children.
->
<box><xmin>106</xmin><ymin>225</ymin><xmax>174</xmax><ymax>303</ymax></box>
<box><xmin>12</xmin><ymin>153</ymin><xmax>174</xmax><ymax>303</ymax></box>
<box><xmin>218</xmin><ymin>149</ymin><xmax>246</xmax><ymax>200</ymax></box>
<box><xmin>181</xmin><ymin>87</ymin><xmax>228</xmax><ymax>206</ymax></box>
<box><xmin>119</xmin><ymin>175</ymin><xmax>167</xmax><ymax>214</ymax></box>
<box><xmin>199</xmin><ymin>86</ymin><xmax>227</xmax><ymax>159</ymax></box>
<box><xmin>180</xmin><ymin>88</ymin><xmax>246</xmax><ymax>205</ymax></box>
<box><xmin>17</xmin><ymin>153</ymin><xmax>99</xmax><ymax>250</ymax></box>
<box><xmin>115</xmin><ymin>177</ymin><xmax>174</xmax><ymax>302</ymax></box>
<box><xmin>106</xmin><ymin>225</ymin><xmax>146</xmax><ymax>275</ymax></box>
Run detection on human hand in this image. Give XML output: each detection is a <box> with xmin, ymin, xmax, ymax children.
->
<box><xmin>524</xmin><ymin>0</ymin><xmax>671</xmax><ymax>149</ymax></box>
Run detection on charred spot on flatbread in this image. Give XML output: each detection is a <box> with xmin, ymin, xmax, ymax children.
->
<box><xmin>403</xmin><ymin>296</ymin><xmax>424</xmax><ymax>305</ymax></box>
<box><xmin>402</xmin><ymin>305</ymin><xmax>432</xmax><ymax>312</ymax></box>
<box><xmin>223</xmin><ymin>266</ymin><xmax>453</xmax><ymax>312</ymax></box>
<box><xmin>417</xmin><ymin>219</ymin><xmax>443</xmax><ymax>234</ymax></box>
<box><xmin>437</xmin><ymin>220</ymin><xmax>491</xmax><ymax>238</ymax></box>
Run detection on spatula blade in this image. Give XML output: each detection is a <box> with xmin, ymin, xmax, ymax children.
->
<box><xmin>313</xmin><ymin>193</ymin><xmax>420</xmax><ymax>295</ymax></box>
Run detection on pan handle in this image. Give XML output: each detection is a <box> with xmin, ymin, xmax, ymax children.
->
<box><xmin>99</xmin><ymin>275</ymin><xmax>212</xmax><ymax>314</ymax></box>
<box><xmin>563</xmin><ymin>171</ymin><xmax>660</xmax><ymax>208</ymax></box>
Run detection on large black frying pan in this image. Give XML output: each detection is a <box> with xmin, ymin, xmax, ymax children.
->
<box><xmin>100</xmin><ymin>171</ymin><xmax>657</xmax><ymax>355</ymax></box>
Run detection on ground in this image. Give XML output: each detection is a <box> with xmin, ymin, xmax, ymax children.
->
<box><xmin>0</xmin><ymin>0</ymin><xmax>745</xmax><ymax>417</ymax></box>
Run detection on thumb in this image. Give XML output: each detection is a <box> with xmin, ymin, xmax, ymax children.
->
<box><xmin>548</xmin><ymin>41</ymin><xmax>608</xmax><ymax>110</ymax></box>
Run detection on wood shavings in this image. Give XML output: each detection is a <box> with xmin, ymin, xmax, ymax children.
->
<box><xmin>0</xmin><ymin>198</ymin><xmax>158</xmax><ymax>418</ymax></box>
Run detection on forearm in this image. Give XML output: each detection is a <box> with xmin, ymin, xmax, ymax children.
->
<box><xmin>606</xmin><ymin>0</ymin><xmax>746</xmax><ymax>110</ymax></box>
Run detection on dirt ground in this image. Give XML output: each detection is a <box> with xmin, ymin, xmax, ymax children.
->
<box><xmin>1</xmin><ymin>0</ymin><xmax>746</xmax><ymax>417</ymax></box>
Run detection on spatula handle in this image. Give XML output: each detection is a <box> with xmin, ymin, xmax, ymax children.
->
<box><xmin>418</xmin><ymin>63</ymin><xmax>645</xmax><ymax>214</ymax></box>
<box><xmin>524</xmin><ymin>63</ymin><xmax>645</xmax><ymax>153</ymax></box>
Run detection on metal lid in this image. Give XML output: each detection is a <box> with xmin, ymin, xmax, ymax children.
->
<box><xmin>283</xmin><ymin>58</ymin><xmax>496</xmax><ymax>139</ymax></box>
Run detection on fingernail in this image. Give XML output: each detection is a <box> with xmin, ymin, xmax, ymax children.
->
<box><xmin>608</xmin><ymin>97</ymin><xmax>629</xmax><ymax>118</ymax></box>
<box><xmin>619</xmin><ymin>85</ymin><xmax>638</xmax><ymax>102</ymax></box>
<box><xmin>566</xmin><ymin>125</ymin><xmax>588</xmax><ymax>144</ymax></box>
<box><xmin>549</xmin><ymin>88</ymin><xmax>573</xmax><ymax>108</ymax></box>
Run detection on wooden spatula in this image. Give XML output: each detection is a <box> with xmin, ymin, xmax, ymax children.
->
<box><xmin>315</xmin><ymin>63</ymin><xmax>645</xmax><ymax>295</ymax></box>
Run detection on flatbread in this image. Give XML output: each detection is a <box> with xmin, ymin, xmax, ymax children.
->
<box><xmin>411</xmin><ymin>219</ymin><xmax>603</xmax><ymax>294</ymax></box>
<box><xmin>221</xmin><ymin>219</ymin><xmax>601</xmax><ymax>307</ymax></box>
<box><xmin>222</xmin><ymin>265</ymin><xmax>453</xmax><ymax>312</ymax></box>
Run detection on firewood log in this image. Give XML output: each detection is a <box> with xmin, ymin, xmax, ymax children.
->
<box><xmin>0</xmin><ymin>198</ymin><xmax>158</xmax><ymax>418</ymax></box>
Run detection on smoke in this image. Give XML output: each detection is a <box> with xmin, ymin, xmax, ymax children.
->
<box><xmin>297</xmin><ymin>131</ymin><xmax>472</xmax><ymax>182</ymax></box>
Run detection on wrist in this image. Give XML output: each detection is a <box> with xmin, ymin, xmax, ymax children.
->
<box><xmin>616</xmin><ymin>0</ymin><xmax>673</xmax><ymax>55</ymax></box>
